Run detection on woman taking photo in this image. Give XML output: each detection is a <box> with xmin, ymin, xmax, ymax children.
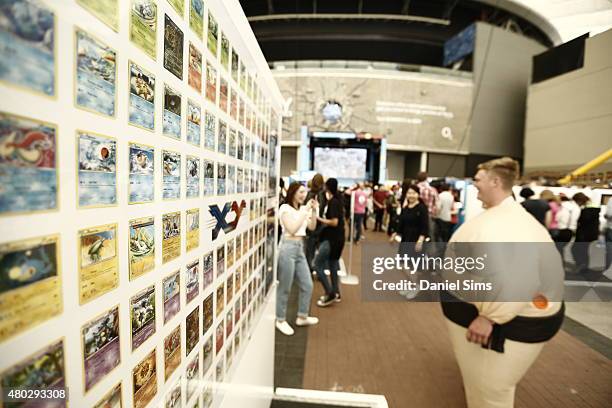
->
<box><xmin>391</xmin><ymin>184</ymin><xmax>429</xmax><ymax>299</ymax></box>
<box><xmin>276</xmin><ymin>182</ymin><xmax>320</xmax><ymax>336</ymax></box>
<box><xmin>314</xmin><ymin>178</ymin><xmax>345</xmax><ymax>307</ymax></box>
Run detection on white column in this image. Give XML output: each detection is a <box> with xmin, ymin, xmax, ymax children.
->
<box><xmin>420</xmin><ymin>152</ymin><xmax>428</xmax><ymax>172</ymax></box>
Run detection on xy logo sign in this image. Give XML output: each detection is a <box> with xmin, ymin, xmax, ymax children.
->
<box><xmin>207</xmin><ymin>200</ymin><xmax>247</xmax><ymax>240</ymax></box>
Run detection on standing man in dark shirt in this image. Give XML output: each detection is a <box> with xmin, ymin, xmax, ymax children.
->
<box><xmin>314</xmin><ymin>178</ymin><xmax>346</xmax><ymax>306</ymax></box>
<box><xmin>305</xmin><ymin>173</ymin><xmax>326</xmax><ymax>269</ymax></box>
<box><xmin>373</xmin><ymin>185</ymin><xmax>389</xmax><ymax>232</ymax></box>
<box><xmin>520</xmin><ymin>187</ymin><xmax>549</xmax><ymax>225</ymax></box>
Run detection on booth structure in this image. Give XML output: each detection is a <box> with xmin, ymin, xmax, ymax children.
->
<box><xmin>0</xmin><ymin>1</ymin><xmax>282</xmax><ymax>407</ymax></box>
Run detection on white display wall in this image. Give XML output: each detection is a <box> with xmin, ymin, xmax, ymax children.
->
<box><xmin>0</xmin><ymin>1</ymin><xmax>283</xmax><ymax>407</ymax></box>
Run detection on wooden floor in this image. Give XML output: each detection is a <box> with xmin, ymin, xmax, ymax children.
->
<box><xmin>302</xmin><ymin>230</ymin><xmax>612</xmax><ymax>408</ymax></box>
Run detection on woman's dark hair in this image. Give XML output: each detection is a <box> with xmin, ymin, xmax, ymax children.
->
<box><xmin>311</xmin><ymin>173</ymin><xmax>325</xmax><ymax>193</ymax></box>
<box><xmin>519</xmin><ymin>187</ymin><xmax>535</xmax><ymax>199</ymax></box>
<box><xmin>325</xmin><ymin>178</ymin><xmax>339</xmax><ymax>196</ymax></box>
<box><xmin>400</xmin><ymin>184</ymin><xmax>420</xmax><ymax>206</ymax></box>
<box><xmin>285</xmin><ymin>182</ymin><xmax>303</xmax><ymax>209</ymax></box>
<box><xmin>572</xmin><ymin>192</ymin><xmax>590</xmax><ymax>207</ymax></box>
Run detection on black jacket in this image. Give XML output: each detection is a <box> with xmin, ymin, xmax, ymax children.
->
<box><xmin>576</xmin><ymin>207</ymin><xmax>600</xmax><ymax>242</ymax></box>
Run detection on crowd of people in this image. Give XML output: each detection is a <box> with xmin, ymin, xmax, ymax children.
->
<box><xmin>339</xmin><ymin>172</ymin><xmax>463</xmax><ymax>246</ymax></box>
<box><xmin>519</xmin><ymin>186</ymin><xmax>612</xmax><ymax>273</ymax></box>
<box><xmin>274</xmin><ymin>159</ymin><xmax>612</xmax><ymax>407</ymax></box>
<box><xmin>274</xmin><ymin>170</ymin><xmax>465</xmax><ymax>335</ymax></box>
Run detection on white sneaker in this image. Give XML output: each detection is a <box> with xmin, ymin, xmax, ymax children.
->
<box><xmin>399</xmin><ymin>289</ymin><xmax>419</xmax><ymax>300</ymax></box>
<box><xmin>319</xmin><ymin>294</ymin><xmax>341</xmax><ymax>303</ymax></box>
<box><xmin>276</xmin><ymin>320</ymin><xmax>294</xmax><ymax>336</ymax></box>
<box><xmin>295</xmin><ymin>316</ymin><xmax>319</xmax><ymax>327</ymax></box>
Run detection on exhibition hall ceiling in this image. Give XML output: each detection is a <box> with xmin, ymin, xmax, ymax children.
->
<box><xmin>240</xmin><ymin>0</ymin><xmax>612</xmax><ymax>65</ymax></box>
<box><xmin>506</xmin><ymin>0</ymin><xmax>612</xmax><ymax>42</ymax></box>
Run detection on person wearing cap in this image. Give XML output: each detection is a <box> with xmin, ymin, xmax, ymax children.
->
<box><xmin>440</xmin><ymin>157</ymin><xmax>565</xmax><ymax>408</ymax></box>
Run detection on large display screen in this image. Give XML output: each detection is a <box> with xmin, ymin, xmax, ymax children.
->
<box><xmin>277</xmin><ymin>71</ymin><xmax>472</xmax><ymax>151</ymax></box>
<box><xmin>314</xmin><ymin>147</ymin><xmax>367</xmax><ymax>181</ymax></box>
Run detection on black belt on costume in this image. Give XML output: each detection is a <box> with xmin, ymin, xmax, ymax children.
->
<box><xmin>440</xmin><ymin>290</ymin><xmax>565</xmax><ymax>353</ymax></box>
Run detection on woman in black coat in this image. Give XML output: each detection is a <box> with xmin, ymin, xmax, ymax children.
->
<box><xmin>571</xmin><ymin>192</ymin><xmax>601</xmax><ymax>273</ymax></box>
<box><xmin>392</xmin><ymin>184</ymin><xmax>429</xmax><ymax>251</ymax></box>
<box><xmin>390</xmin><ymin>184</ymin><xmax>428</xmax><ymax>299</ymax></box>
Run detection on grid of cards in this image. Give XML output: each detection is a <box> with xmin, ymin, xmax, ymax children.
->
<box><xmin>0</xmin><ymin>1</ymin><xmax>281</xmax><ymax>408</ymax></box>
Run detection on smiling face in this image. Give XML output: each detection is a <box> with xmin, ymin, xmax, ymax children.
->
<box><xmin>295</xmin><ymin>185</ymin><xmax>307</xmax><ymax>206</ymax></box>
<box><xmin>405</xmin><ymin>188</ymin><xmax>419</xmax><ymax>205</ymax></box>
<box><xmin>473</xmin><ymin>169</ymin><xmax>498</xmax><ymax>207</ymax></box>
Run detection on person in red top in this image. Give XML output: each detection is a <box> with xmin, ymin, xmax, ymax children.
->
<box><xmin>373</xmin><ymin>185</ymin><xmax>389</xmax><ymax>232</ymax></box>
<box><xmin>416</xmin><ymin>171</ymin><xmax>439</xmax><ymax>243</ymax></box>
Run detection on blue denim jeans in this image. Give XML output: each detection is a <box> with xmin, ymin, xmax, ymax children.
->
<box><xmin>276</xmin><ymin>239</ymin><xmax>313</xmax><ymax>320</ymax></box>
<box><xmin>314</xmin><ymin>240</ymin><xmax>340</xmax><ymax>296</ymax></box>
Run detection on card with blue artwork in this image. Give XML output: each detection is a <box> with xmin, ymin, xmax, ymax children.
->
<box><xmin>186</xmin><ymin>155</ymin><xmax>200</xmax><ymax>199</ymax></box>
<box><xmin>129</xmin><ymin>61</ymin><xmax>155</xmax><ymax>130</ymax></box>
<box><xmin>0</xmin><ymin>0</ymin><xmax>55</xmax><ymax>96</ymax></box>
<box><xmin>204</xmin><ymin>111</ymin><xmax>216</xmax><ymax>151</ymax></box>
<box><xmin>162</xmin><ymin>150</ymin><xmax>181</xmax><ymax>200</ymax></box>
<box><xmin>0</xmin><ymin>112</ymin><xmax>57</xmax><ymax>215</ymax></box>
<box><xmin>217</xmin><ymin>163</ymin><xmax>226</xmax><ymax>195</ymax></box>
<box><xmin>163</xmin><ymin>84</ymin><xmax>181</xmax><ymax>139</ymax></box>
<box><xmin>78</xmin><ymin>131</ymin><xmax>117</xmax><ymax>208</ymax></box>
<box><xmin>217</xmin><ymin>120</ymin><xmax>227</xmax><ymax>154</ymax></box>
<box><xmin>187</xmin><ymin>100</ymin><xmax>201</xmax><ymax>146</ymax></box>
<box><xmin>203</xmin><ymin>159</ymin><xmax>214</xmax><ymax>196</ymax></box>
<box><xmin>75</xmin><ymin>28</ymin><xmax>116</xmax><ymax>117</ymax></box>
<box><xmin>129</xmin><ymin>142</ymin><xmax>154</xmax><ymax>204</ymax></box>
